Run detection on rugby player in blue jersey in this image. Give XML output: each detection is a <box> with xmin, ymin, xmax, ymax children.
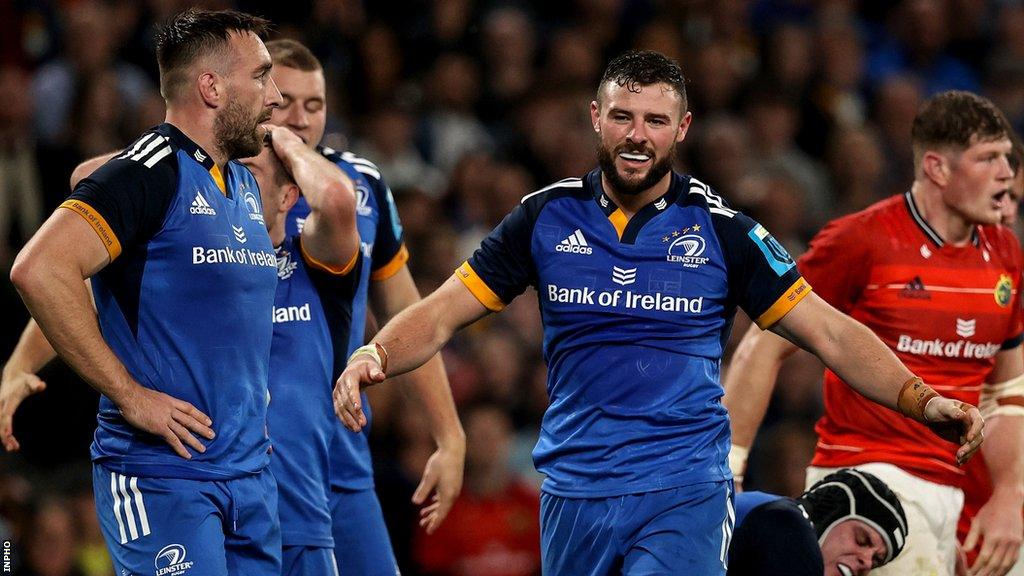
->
<box><xmin>9</xmin><ymin>8</ymin><xmax>285</xmax><ymax>575</ymax></box>
<box><xmin>241</xmin><ymin>124</ymin><xmax>361</xmax><ymax>575</ymax></box>
<box><xmin>264</xmin><ymin>39</ymin><xmax>464</xmax><ymax>575</ymax></box>
<box><xmin>336</xmin><ymin>50</ymin><xmax>985</xmax><ymax>575</ymax></box>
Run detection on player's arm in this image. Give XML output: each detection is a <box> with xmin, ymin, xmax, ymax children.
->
<box><xmin>722</xmin><ymin>324</ymin><xmax>799</xmax><ymax>484</ymax></box>
<box><xmin>335</xmin><ymin>273</ymin><xmax>490</xmax><ymax>429</ymax></box>
<box><xmin>368</xmin><ymin>266</ymin><xmax>467</xmax><ymax>534</ymax></box>
<box><xmin>0</xmin><ymin>319</ymin><xmax>57</xmax><ymax>451</ymax></box>
<box><xmin>271</xmin><ymin>125</ymin><xmax>359</xmax><ymax>268</ymax></box>
<box><xmin>771</xmin><ymin>293</ymin><xmax>984</xmax><ymax>464</ymax></box>
<box><xmin>964</xmin><ymin>347</ymin><xmax>1024</xmax><ymax>576</ymax></box>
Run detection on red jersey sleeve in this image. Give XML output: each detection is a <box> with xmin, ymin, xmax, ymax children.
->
<box><xmin>797</xmin><ymin>213</ymin><xmax>873</xmax><ymax>313</ymax></box>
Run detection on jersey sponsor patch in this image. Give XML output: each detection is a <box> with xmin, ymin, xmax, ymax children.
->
<box><xmin>748</xmin><ymin>224</ymin><xmax>795</xmax><ymax>276</ymax></box>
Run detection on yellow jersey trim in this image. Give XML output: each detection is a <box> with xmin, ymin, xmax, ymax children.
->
<box><xmin>609</xmin><ymin>209</ymin><xmax>628</xmax><ymax>240</ymax></box>
<box><xmin>755</xmin><ymin>277</ymin><xmax>812</xmax><ymax>329</ymax></box>
<box><xmin>370</xmin><ymin>244</ymin><xmax>409</xmax><ymax>281</ymax></box>
<box><xmin>59</xmin><ymin>199</ymin><xmax>122</xmax><ymax>261</ymax></box>
<box><xmin>455</xmin><ymin>261</ymin><xmax>505</xmax><ymax>312</ymax></box>
<box><xmin>300</xmin><ymin>240</ymin><xmax>359</xmax><ymax>276</ymax></box>
<box><xmin>210</xmin><ymin>165</ymin><xmax>226</xmax><ymax>195</ymax></box>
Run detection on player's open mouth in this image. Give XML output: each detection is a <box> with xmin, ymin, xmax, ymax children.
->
<box><xmin>618</xmin><ymin>152</ymin><xmax>651</xmax><ymax>166</ymax></box>
<box><xmin>837</xmin><ymin>563</ymin><xmax>853</xmax><ymax>576</ymax></box>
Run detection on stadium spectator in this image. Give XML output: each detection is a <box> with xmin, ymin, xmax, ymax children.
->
<box><xmin>725</xmin><ymin>91</ymin><xmax>1023</xmax><ymax>575</ymax></box>
<box><xmin>337</xmin><ymin>49</ymin><xmax>983</xmax><ymax>576</ymax></box>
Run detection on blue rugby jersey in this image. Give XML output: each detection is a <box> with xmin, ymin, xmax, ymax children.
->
<box><xmin>62</xmin><ymin>123</ymin><xmax>278</xmax><ymax>480</ymax></box>
<box><xmin>268</xmin><ymin>234</ymin><xmax>359</xmax><ymax>546</ymax></box>
<box><xmin>287</xmin><ymin>147</ymin><xmax>406</xmax><ymax>490</ymax></box>
<box><xmin>457</xmin><ymin>169</ymin><xmax>811</xmax><ymax>497</ymax></box>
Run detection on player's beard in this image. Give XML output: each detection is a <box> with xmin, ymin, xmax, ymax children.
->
<box><xmin>596</xmin><ymin>140</ymin><xmax>675</xmax><ymax>197</ymax></box>
<box><xmin>215</xmin><ymin>97</ymin><xmax>270</xmax><ymax>160</ymax></box>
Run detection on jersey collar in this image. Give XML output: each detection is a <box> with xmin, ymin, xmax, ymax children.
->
<box><xmin>160</xmin><ymin>123</ymin><xmax>227</xmax><ymax>196</ymax></box>
<box><xmin>588</xmin><ymin>169</ymin><xmax>684</xmax><ymax>244</ymax></box>
<box><xmin>903</xmin><ymin>191</ymin><xmax>979</xmax><ymax>248</ymax></box>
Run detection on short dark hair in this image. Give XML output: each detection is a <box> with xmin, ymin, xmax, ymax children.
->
<box><xmin>155</xmin><ymin>8</ymin><xmax>272</xmax><ymax>101</ymax></box>
<box><xmin>598</xmin><ymin>50</ymin><xmax>688</xmax><ymax>113</ymax></box>
<box><xmin>911</xmin><ymin>91</ymin><xmax>1009</xmax><ymax>162</ymax></box>
<box><xmin>266</xmin><ymin>39</ymin><xmax>322</xmax><ymax>72</ymax></box>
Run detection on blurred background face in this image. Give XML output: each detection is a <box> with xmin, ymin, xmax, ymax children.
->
<box><xmin>270</xmin><ymin>65</ymin><xmax>327</xmax><ymax>147</ymax></box>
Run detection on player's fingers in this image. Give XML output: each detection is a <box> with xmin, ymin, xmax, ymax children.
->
<box><xmin>963</xmin><ymin>405</ymin><xmax>984</xmax><ymax>440</ymax></box>
<box><xmin>964</xmin><ymin>518</ymin><xmax>982</xmax><ymax>552</ymax></box>
<box><xmin>172</xmin><ymin>409</ymin><xmax>215</xmax><ymax>440</ymax></box>
<box><xmin>958</xmin><ymin>430</ymin><xmax>984</xmax><ymax>465</ymax></box>
<box><xmin>23</xmin><ymin>374</ymin><xmax>46</xmax><ymax>394</ymax></box>
<box><xmin>168</xmin><ymin>420</ymin><xmax>205</xmax><ymax>454</ymax></box>
<box><xmin>162</xmin><ymin>426</ymin><xmax>192</xmax><ymax>459</ymax></box>
<box><xmin>175</xmin><ymin>400</ymin><xmax>213</xmax><ymax>427</ymax></box>
<box><xmin>412</xmin><ymin>471</ymin><xmax>437</xmax><ymax>505</ymax></box>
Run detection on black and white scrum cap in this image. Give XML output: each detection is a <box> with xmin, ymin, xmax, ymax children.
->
<box><xmin>797</xmin><ymin>468</ymin><xmax>909</xmax><ymax>565</ymax></box>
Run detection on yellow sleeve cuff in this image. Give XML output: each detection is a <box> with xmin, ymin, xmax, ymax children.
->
<box><xmin>370</xmin><ymin>244</ymin><xmax>409</xmax><ymax>281</ymax></box>
<box><xmin>60</xmin><ymin>199</ymin><xmax>122</xmax><ymax>260</ymax></box>
<box><xmin>455</xmin><ymin>261</ymin><xmax>505</xmax><ymax>312</ymax></box>
<box><xmin>755</xmin><ymin>277</ymin><xmax>812</xmax><ymax>329</ymax></box>
<box><xmin>300</xmin><ymin>240</ymin><xmax>359</xmax><ymax>276</ymax></box>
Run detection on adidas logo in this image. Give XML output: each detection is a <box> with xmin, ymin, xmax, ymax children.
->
<box><xmin>899</xmin><ymin>276</ymin><xmax>930</xmax><ymax>299</ymax></box>
<box><xmin>556</xmin><ymin>229</ymin><xmax>593</xmax><ymax>254</ymax></box>
<box><xmin>190</xmin><ymin>192</ymin><xmax>217</xmax><ymax>216</ymax></box>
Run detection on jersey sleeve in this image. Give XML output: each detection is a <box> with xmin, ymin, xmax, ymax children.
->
<box><xmin>367</xmin><ymin>173</ymin><xmax>408</xmax><ymax>281</ymax></box>
<box><xmin>728</xmin><ymin>500</ymin><xmax>824</xmax><ymax>576</ymax></box>
<box><xmin>458</xmin><ymin>201</ymin><xmax>537</xmax><ymax>312</ymax></box>
<box><xmin>714</xmin><ymin>212</ymin><xmax>811</xmax><ymax>329</ymax></box>
<box><xmin>796</xmin><ymin>214</ymin><xmax>872</xmax><ymax>313</ymax></box>
<box><xmin>61</xmin><ymin>151</ymin><xmax>178</xmax><ymax>261</ymax></box>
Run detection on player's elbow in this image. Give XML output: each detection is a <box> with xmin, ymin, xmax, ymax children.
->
<box><xmin>320</xmin><ymin>179</ymin><xmax>357</xmax><ymax>223</ymax></box>
<box><xmin>10</xmin><ymin>248</ymin><xmax>46</xmax><ymax>298</ymax></box>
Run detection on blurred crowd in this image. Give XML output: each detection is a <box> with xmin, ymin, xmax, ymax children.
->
<box><xmin>2</xmin><ymin>0</ymin><xmax>1024</xmax><ymax>574</ymax></box>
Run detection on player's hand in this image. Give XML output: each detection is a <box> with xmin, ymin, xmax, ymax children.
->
<box><xmin>0</xmin><ymin>369</ymin><xmax>47</xmax><ymax>451</ymax></box>
<box><xmin>413</xmin><ymin>443</ymin><xmax>465</xmax><ymax>534</ymax></box>
<box><xmin>923</xmin><ymin>398</ymin><xmax>985</xmax><ymax>464</ymax></box>
<box><xmin>964</xmin><ymin>490</ymin><xmax>1024</xmax><ymax>576</ymax></box>
<box><xmin>117</xmin><ymin>385</ymin><xmax>215</xmax><ymax>459</ymax></box>
<box><xmin>333</xmin><ymin>357</ymin><xmax>386</xmax><ymax>432</ymax></box>
<box><xmin>268</xmin><ymin>125</ymin><xmax>304</xmax><ymax>156</ymax></box>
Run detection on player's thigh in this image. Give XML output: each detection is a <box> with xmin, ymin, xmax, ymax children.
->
<box><xmin>807</xmin><ymin>464</ymin><xmax>961</xmax><ymax>576</ymax></box>
<box><xmin>283</xmin><ymin>545</ymin><xmax>339</xmax><ymax>576</ymax></box>
<box><xmin>623</xmin><ymin>481</ymin><xmax>732</xmax><ymax>576</ymax></box>
<box><xmin>540</xmin><ymin>492</ymin><xmax>620</xmax><ymax>576</ymax></box>
<box><xmin>224</xmin><ymin>469</ymin><xmax>281</xmax><ymax>576</ymax></box>
<box><xmin>329</xmin><ymin>488</ymin><xmax>399</xmax><ymax>576</ymax></box>
<box><xmin>92</xmin><ymin>464</ymin><xmax>229</xmax><ymax>576</ymax></box>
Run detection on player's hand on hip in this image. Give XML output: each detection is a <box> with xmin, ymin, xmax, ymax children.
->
<box><xmin>963</xmin><ymin>492</ymin><xmax>1023</xmax><ymax>576</ymax></box>
<box><xmin>0</xmin><ymin>369</ymin><xmax>46</xmax><ymax>451</ymax></box>
<box><xmin>117</xmin><ymin>385</ymin><xmax>215</xmax><ymax>459</ymax></box>
<box><xmin>923</xmin><ymin>397</ymin><xmax>985</xmax><ymax>464</ymax></box>
<box><xmin>413</xmin><ymin>445</ymin><xmax>465</xmax><ymax>534</ymax></box>
<box><xmin>333</xmin><ymin>358</ymin><xmax>385</xmax><ymax>432</ymax></box>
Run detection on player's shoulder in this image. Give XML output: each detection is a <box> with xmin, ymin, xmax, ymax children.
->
<box><xmin>980</xmin><ymin>223</ymin><xmax>1023</xmax><ymax>264</ymax></box>
<box><xmin>319</xmin><ymin>146</ymin><xmax>384</xmax><ymax>182</ymax></box>
<box><xmin>520</xmin><ymin>176</ymin><xmax>588</xmax><ymax>210</ymax></box>
<box><xmin>81</xmin><ymin>127</ymin><xmax>179</xmax><ymax>191</ymax></box>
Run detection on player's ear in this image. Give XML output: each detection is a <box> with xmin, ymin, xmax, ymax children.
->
<box><xmin>197</xmin><ymin>70</ymin><xmax>221</xmax><ymax>108</ymax></box>
<box><xmin>281</xmin><ymin>183</ymin><xmax>300</xmax><ymax>214</ymax></box>
<box><xmin>591</xmin><ymin>101</ymin><xmax>601</xmax><ymax>132</ymax></box>
<box><xmin>921</xmin><ymin>150</ymin><xmax>951</xmax><ymax>187</ymax></box>
<box><xmin>676</xmin><ymin>111</ymin><xmax>692</xmax><ymax>143</ymax></box>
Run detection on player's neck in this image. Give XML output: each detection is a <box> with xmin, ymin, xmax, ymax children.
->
<box><xmin>268</xmin><ymin>214</ymin><xmax>286</xmax><ymax>247</ymax></box>
<box><xmin>164</xmin><ymin>111</ymin><xmax>226</xmax><ymax>171</ymax></box>
<box><xmin>910</xmin><ymin>183</ymin><xmax>975</xmax><ymax>246</ymax></box>
<box><xmin>602</xmin><ymin>172</ymin><xmax>671</xmax><ymax>218</ymax></box>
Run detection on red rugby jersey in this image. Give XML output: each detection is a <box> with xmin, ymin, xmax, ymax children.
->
<box><xmin>801</xmin><ymin>192</ymin><xmax>1022</xmax><ymax>487</ymax></box>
